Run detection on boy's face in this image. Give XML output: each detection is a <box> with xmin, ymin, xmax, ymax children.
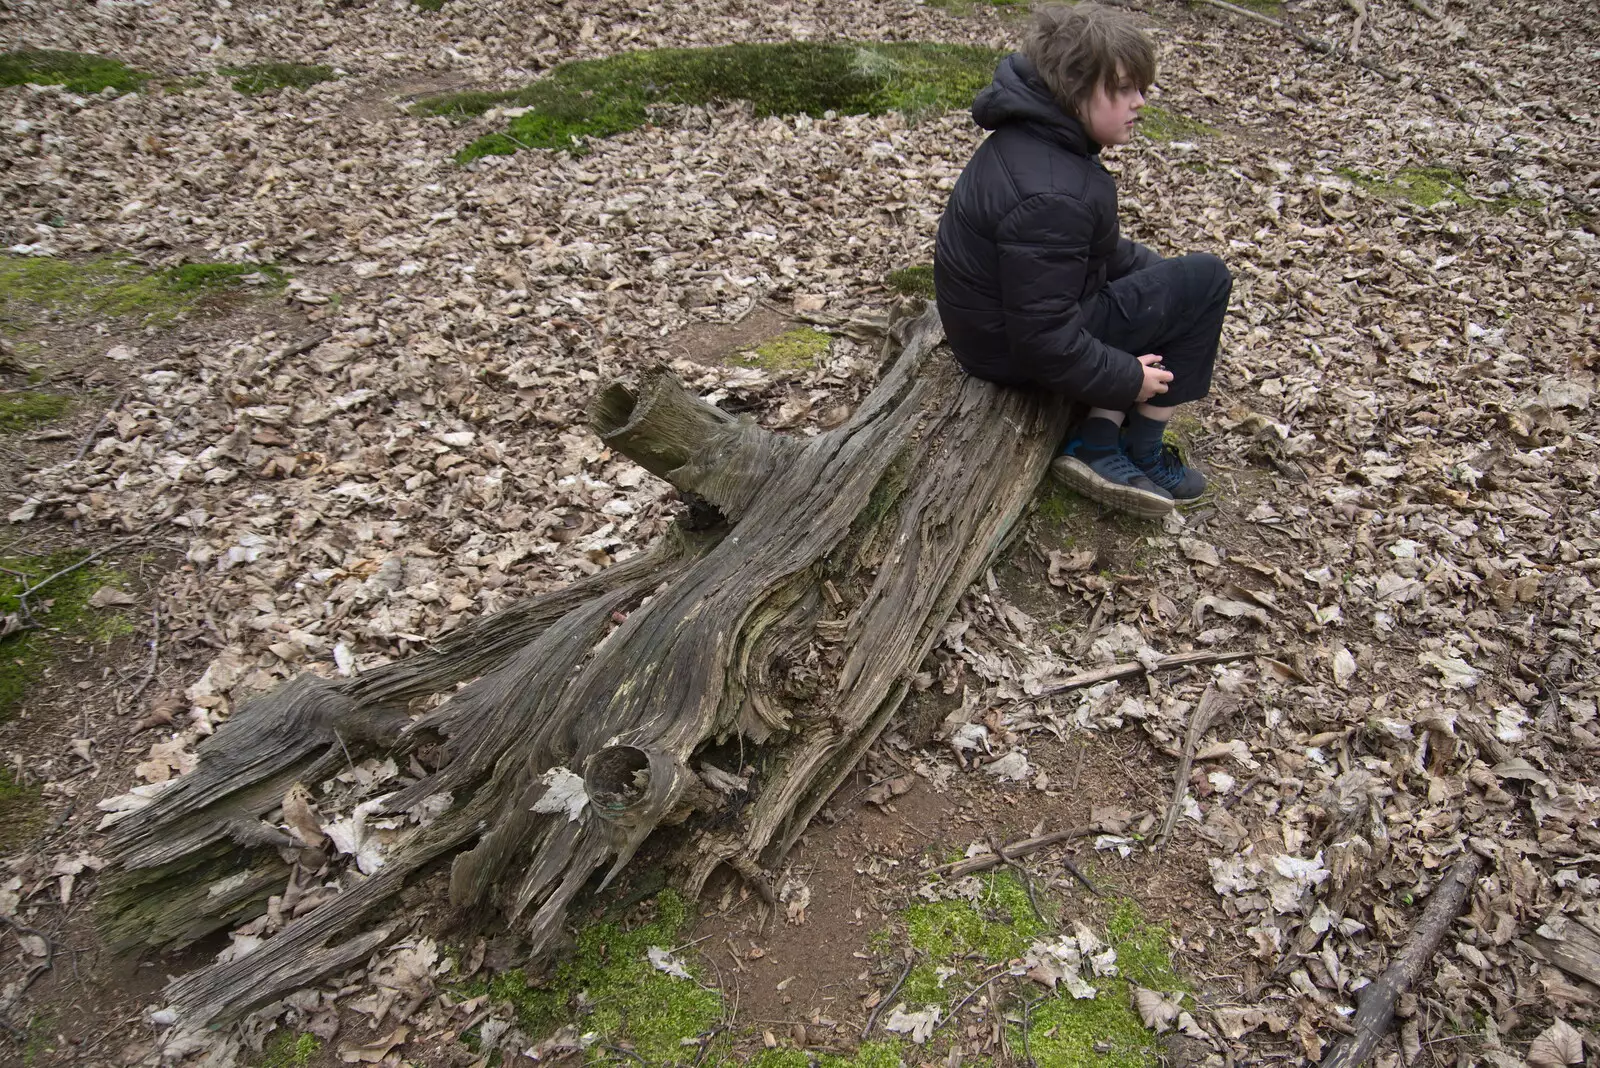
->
<box><xmin>1082</xmin><ymin>68</ymin><xmax>1146</xmax><ymax>147</ymax></box>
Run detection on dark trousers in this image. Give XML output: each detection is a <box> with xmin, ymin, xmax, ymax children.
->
<box><xmin>1081</xmin><ymin>252</ymin><xmax>1231</xmax><ymax>408</ymax></box>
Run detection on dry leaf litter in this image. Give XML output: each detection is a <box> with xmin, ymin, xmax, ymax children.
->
<box><xmin>1</xmin><ymin>0</ymin><xmax>1597</xmax><ymax>1064</ymax></box>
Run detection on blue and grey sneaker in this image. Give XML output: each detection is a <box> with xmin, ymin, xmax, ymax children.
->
<box><xmin>1050</xmin><ymin>441</ymin><xmax>1175</xmax><ymax>518</ymax></box>
<box><xmin>1128</xmin><ymin>442</ymin><xmax>1207</xmax><ymax>503</ymax></box>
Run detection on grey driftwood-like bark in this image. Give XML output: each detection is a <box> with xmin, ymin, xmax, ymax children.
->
<box><xmin>96</xmin><ymin>303</ymin><xmax>1074</xmax><ymax>1029</ymax></box>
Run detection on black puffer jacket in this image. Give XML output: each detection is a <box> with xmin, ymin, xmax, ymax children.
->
<box><xmin>934</xmin><ymin>53</ymin><xmax>1157</xmax><ymax>409</ymax></box>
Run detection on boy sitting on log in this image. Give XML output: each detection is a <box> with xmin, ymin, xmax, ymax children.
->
<box><xmin>934</xmin><ymin>3</ymin><xmax>1232</xmax><ymax>518</ymax></box>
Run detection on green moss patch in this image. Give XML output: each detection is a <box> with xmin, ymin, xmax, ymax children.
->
<box><xmin>414</xmin><ymin>42</ymin><xmax>1002</xmax><ymax>160</ymax></box>
<box><xmin>1138</xmin><ymin>105</ymin><xmax>1217</xmax><ymax>142</ymax></box>
<box><xmin>0</xmin><ymin>49</ymin><xmax>148</xmax><ymax>95</ymax></box>
<box><xmin>223</xmin><ymin>62</ymin><xmax>337</xmax><ymax>96</ymax></box>
<box><xmin>1022</xmin><ymin>901</ymin><xmax>1186</xmax><ymax>1068</ymax></box>
<box><xmin>0</xmin><ymin>391</ymin><xmax>71</xmax><ymax>432</ymax></box>
<box><xmin>750</xmin><ymin>1042</ymin><xmax>907</xmax><ymax>1068</ymax></box>
<box><xmin>256</xmin><ymin>1032</ymin><xmax>320</xmax><ymax>1068</ymax></box>
<box><xmin>1338</xmin><ymin>166</ymin><xmax>1535</xmax><ymax>212</ymax></box>
<box><xmin>0</xmin><ymin>767</ymin><xmax>45</xmax><ymax>852</ymax></box>
<box><xmin>0</xmin><ymin>255</ymin><xmax>286</xmax><ymax>329</ymax></box>
<box><xmin>884</xmin><ymin>877</ymin><xmax>1186</xmax><ymax>1068</ymax></box>
<box><xmin>886</xmin><ymin>265</ymin><xmax>935</xmax><ymax>299</ymax></box>
<box><xmin>1</xmin><ymin>550</ymin><xmax>134</xmax><ymax>720</ymax></box>
<box><xmin>736</xmin><ymin>327</ymin><xmax>832</xmax><ymax>372</ymax></box>
<box><xmin>468</xmin><ymin>891</ymin><xmax>721</xmax><ymax>1065</ymax></box>
<box><xmin>413</xmin><ymin>0</ymin><xmax>449</xmax><ymax>9</ymax></box>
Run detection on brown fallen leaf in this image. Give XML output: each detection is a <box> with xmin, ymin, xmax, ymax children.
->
<box><xmin>282</xmin><ymin>782</ymin><xmax>326</xmax><ymax>848</ymax></box>
<box><xmin>1526</xmin><ymin>1019</ymin><xmax>1584</xmax><ymax>1067</ymax></box>
<box><xmin>338</xmin><ymin>1024</ymin><xmax>409</xmax><ymax>1063</ymax></box>
<box><xmin>88</xmin><ymin>586</ymin><xmax>138</xmax><ymax>608</ymax></box>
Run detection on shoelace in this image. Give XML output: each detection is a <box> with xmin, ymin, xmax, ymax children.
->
<box><xmin>1133</xmin><ymin>443</ymin><xmax>1188</xmax><ymax>488</ymax></box>
<box><xmin>1087</xmin><ymin>448</ymin><xmax>1153</xmax><ymax>485</ymax></box>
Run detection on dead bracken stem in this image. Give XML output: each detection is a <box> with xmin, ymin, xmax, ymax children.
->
<box><xmin>1156</xmin><ymin>684</ymin><xmax>1235</xmax><ymax>852</ymax></box>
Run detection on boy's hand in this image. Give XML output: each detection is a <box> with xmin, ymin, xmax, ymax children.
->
<box><xmin>1136</xmin><ymin>354</ymin><xmax>1173</xmax><ymax>402</ymax></box>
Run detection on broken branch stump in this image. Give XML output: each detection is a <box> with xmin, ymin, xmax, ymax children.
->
<box><xmin>97</xmin><ymin>303</ymin><xmax>1075</xmax><ymax>1030</ymax></box>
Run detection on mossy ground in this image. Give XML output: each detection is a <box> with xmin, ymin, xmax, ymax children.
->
<box><xmin>1</xmin><ymin>551</ymin><xmax>134</xmax><ymax>721</ymax></box>
<box><xmin>0</xmin><ymin>767</ymin><xmax>45</xmax><ymax>852</ymax></box>
<box><xmin>0</xmin><ymin>391</ymin><xmax>71</xmax><ymax>432</ymax></box>
<box><xmin>222</xmin><ymin>62</ymin><xmax>336</xmax><ymax>96</ymax></box>
<box><xmin>1022</xmin><ymin>900</ymin><xmax>1187</xmax><ymax>1068</ymax></box>
<box><xmin>1138</xmin><ymin>106</ymin><xmax>1217</xmax><ymax>142</ymax></box>
<box><xmin>1338</xmin><ymin>166</ymin><xmax>1537</xmax><ymax>212</ymax></box>
<box><xmin>0</xmin><ymin>255</ymin><xmax>286</xmax><ymax>329</ymax></box>
<box><xmin>0</xmin><ymin>49</ymin><xmax>148</xmax><ymax>95</ymax></box>
<box><xmin>465</xmin><ymin>891</ymin><xmax>722</xmax><ymax>1065</ymax></box>
<box><xmin>886</xmin><ymin>265</ymin><xmax>935</xmax><ymax>300</ymax></box>
<box><xmin>255</xmin><ymin>1032</ymin><xmax>320</xmax><ymax>1068</ymax></box>
<box><xmin>737</xmin><ymin>327</ymin><xmax>832</xmax><ymax>371</ymax></box>
<box><xmin>415</xmin><ymin>42</ymin><xmax>1001</xmax><ymax>160</ymax></box>
<box><xmin>883</xmin><ymin>877</ymin><xmax>1183</xmax><ymax>1068</ymax></box>
<box><xmin>20</xmin><ymin>1013</ymin><xmax>55</xmax><ymax>1066</ymax></box>
<box><xmin>748</xmin><ymin>1041</ymin><xmax>909</xmax><ymax>1068</ymax></box>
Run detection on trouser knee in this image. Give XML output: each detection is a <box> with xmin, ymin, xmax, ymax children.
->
<box><xmin>1183</xmin><ymin>252</ymin><xmax>1232</xmax><ymax>304</ymax></box>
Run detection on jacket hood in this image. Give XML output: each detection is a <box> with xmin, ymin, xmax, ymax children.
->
<box><xmin>971</xmin><ymin>53</ymin><xmax>1094</xmax><ymax>155</ymax></box>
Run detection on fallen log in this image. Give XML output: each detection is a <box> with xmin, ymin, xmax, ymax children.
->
<box><xmin>1320</xmin><ymin>852</ymin><xmax>1484</xmax><ymax>1068</ymax></box>
<box><xmin>97</xmin><ymin>302</ymin><xmax>1075</xmax><ymax>1029</ymax></box>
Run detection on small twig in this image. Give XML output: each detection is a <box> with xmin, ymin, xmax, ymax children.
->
<box><xmin>74</xmin><ymin>390</ymin><xmax>128</xmax><ymax>462</ymax></box>
<box><xmin>1072</xmin><ymin>586</ymin><xmax>1116</xmax><ymax>659</ymax></box>
<box><xmin>0</xmin><ymin>913</ymin><xmax>55</xmax><ymax>1023</ymax></box>
<box><xmin>15</xmin><ymin>545</ymin><xmax>117</xmax><ymax>628</ymax></box>
<box><xmin>1156</xmin><ymin>684</ymin><xmax>1236</xmax><ymax>852</ymax></box>
<box><xmin>125</xmin><ymin>604</ymin><xmax>160</xmax><ymax>709</ymax></box>
<box><xmin>1060</xmin><ymin>854</ymin><xmax>1101</xmax><ymax>898</ymax></box>
<box><xmin>988</xmin><ymin>835</ymin><xmax>1044</xmax><ymax>922</ymax></box>
<box><xmin>1406</xmin><ymin>0</ymin><xmax>1444</xmax><ymax>21</ymax></box>
<box><xmin>600</xmin><ymin>1044</ymin><xmax>648</xmax><ymax>1065</ymax></box>
<box><xmin>935</xmin><ymin>962</ymin><xmax>1012</xmax><ymax>1032</ymax></box>
<box><xmin>862</xmin><ymin>950</ymin><xmax>916</xmax><ymax>1039</ymax></box>
<box><xmin>1020</xmin><ymin>995</ymin><xmax>1044</xmax><ymax>1068</ymax></box>
<box><xmin>929</xmin><ymin>826</ymin><xmax>1095</xmax><ymax>878</ymax></box>
<box><xmin>1035</xmin><ymin>650</ymin><xmax>1253</xmax><ymax>699</ymax></box>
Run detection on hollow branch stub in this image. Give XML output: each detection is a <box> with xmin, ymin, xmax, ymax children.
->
<box><xmin>590</xmin><ymin>371</ymin><xmax>736</xmax><ymax>484</ymax></box>
<box><xmin>583</xmin><ymin>745</ymin><xmax>686</xmax><ymax>891</ymax></box>
<box><xmin>590</xmin><ymin>369</ymin><xmax>799</xmax><ymax>520</ymax></box>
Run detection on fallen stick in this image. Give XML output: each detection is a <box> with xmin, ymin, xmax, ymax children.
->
<box><xmin>1406</xmin><ymin>0</ymin><xmax>1444</xmax><ymax>21</ymax></box>
<box><xmin>862</xmin><ymin>950</ymin><xmax>916</xmax><ymax>1039</ymax></box>
<box><xmin>1036</xmin><ymin>650</ymin><xmax>1253</xmax><ymax>698</ymax></box>
<box><xmin>75</xmin><ymin>390</ymin><xmax>129</xmax><ymax>462</ymax></box>
<box><xmin>1187</xmin><ymin>0</ymin><xmax>1402</xmax><ymax>81</ymax></box>
<box><xmin>1156</xmin><ymin>684</ymin><xmax>1234</xmax><ymax>851</ymax></box>
<box><xmin>929</xmin><ymin>826</ymin><xmax>1095</xmax><ymax>878</ymax></box>
<box><xmin>1320</xmin><ymin>853</ymin><xmax>1485</xmax><ymax>1068</ymax></box>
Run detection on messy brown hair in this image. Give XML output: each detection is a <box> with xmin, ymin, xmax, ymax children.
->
<box><xmin>1023</xmin><ymin>3</ymin><xmax>1156</xmax><ymax>118</ymax></box>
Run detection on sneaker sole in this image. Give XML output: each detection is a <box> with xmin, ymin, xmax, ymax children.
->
<box><xmin>1049</xmin><ymin>456</ymin><xmax>1175</xmax><ymax>518</ymax></box>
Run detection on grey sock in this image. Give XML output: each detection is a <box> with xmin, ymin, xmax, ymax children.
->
<box><xmin>1077</xmin><ymin>416</ymin><xmax>1122</xmax><ymax>454</ymax></box>
<box><xmin>1124</xmin><ymin>411</ymin><xmax>1169</xmax><ymax>460</ymax></box>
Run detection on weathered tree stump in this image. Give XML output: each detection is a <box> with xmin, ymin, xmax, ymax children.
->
<box><xmin>97</xmin><ymin>303</ymin><xmax>1073</xmax><ymax>1029</ymax></box>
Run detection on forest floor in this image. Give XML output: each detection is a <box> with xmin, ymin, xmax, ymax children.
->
<box><xmin>0</xmin><ymin>0</ymin><xmax>1597</xmax><ymax>1065</ymax></box>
